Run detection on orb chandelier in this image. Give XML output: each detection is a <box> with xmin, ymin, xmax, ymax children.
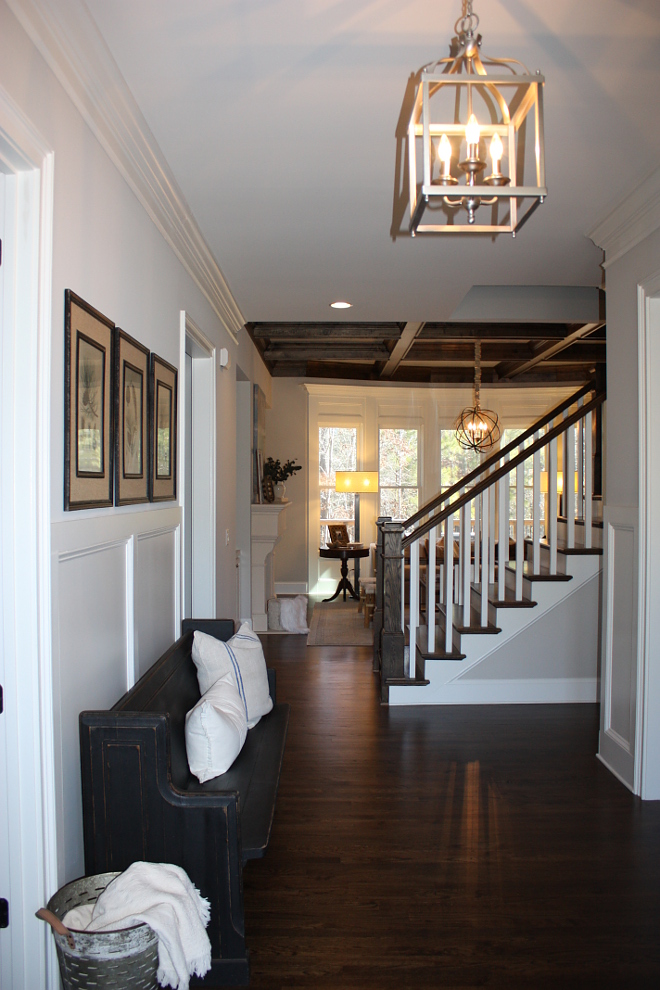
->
<box><xmin>407</xmin><ymin>0</ymin><xmax>546</xmax><ymax>236</ymax></box>
<box><xmin>455</xmin><ymin>342</ymin><xmax>501</xmax><ymax>451</ymax></box>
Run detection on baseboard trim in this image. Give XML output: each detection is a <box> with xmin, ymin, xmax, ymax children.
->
<box><xmin>274</xmin><ymin>582</ymin><xmax>308</xmax><ymax>595</ymax></box>
<box><xmin>388</xmin><ymin>677</ymin><xmax>598</xmax><ymax>707</ymax></box>
<box><xmin>597</xmin><ymin>728</ymin><xmax>635</xmax><ymax>792</ymax></box>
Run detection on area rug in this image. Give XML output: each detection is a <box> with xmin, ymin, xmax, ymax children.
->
<box><xmin>306</xmin><ymin>600</ymin><xmax>373</xmax><ymax>647</ymax></box>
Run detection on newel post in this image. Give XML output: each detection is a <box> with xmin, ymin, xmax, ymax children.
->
<box><xmin>380</xmin><ymin>519</ymin><xmax>405</xmax><ymax>702</ymax></box>
<box><xmin>373</xmin><ymin>517</ymin><xmax>389</xmax><ymax>673</ymax></box>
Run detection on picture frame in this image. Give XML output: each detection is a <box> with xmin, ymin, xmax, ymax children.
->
<box><xmin>64</xmin><ymin>290</ymin><xmax>114</xmax><ymax>510</ymax></box>
<box><xmin>327</xmin><ymin>523</ymin><xmax>349</xmax><ymax>546</ymax></box>
<box><xmin>114</xmin><ymin>328</ymin><xmax>150</xmax><ymax>505</ymax></box>
<box><xmin>149</xmin><ymin>353</ymin><xmax>178</xmax><ymax>502</ymax></box>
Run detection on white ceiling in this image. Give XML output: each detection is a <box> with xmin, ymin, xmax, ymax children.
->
<box><xmin>83</xmin><ymin>0</ymin><xmax>660</xmax><ymax>323</ymax></box>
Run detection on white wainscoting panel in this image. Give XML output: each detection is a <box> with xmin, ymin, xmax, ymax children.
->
<box><xmin>52</xmin><ymin>539</ymin><xmax>131</xmax><ymax>883</ymax></box>
<box><xmin>135</xmin><ymin>526</ymin><xmax>180</xmax><ymax>678</ymax></box>
<box><xmin>598</xmin><ymin>506</ymin><xmax>638</xmax><ymax>791</ymax></box>
<box><xmin>50</xmin><ymin>507</ymin><xmax>182</xmax><ymax>885</ymax></box>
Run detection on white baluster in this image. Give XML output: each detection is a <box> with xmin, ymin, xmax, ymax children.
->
<box><xmin>427</xmin><ymin>524</ymin><xmax>437</xmax><ymax>654</ymax></box>
<box><xmin>533</xmin><ymin>431</ymin><xmax>540</xmax><ymax>573</ymax></box>
<box><xmin>444</xmin><ymin>514</ymin><xmax>454</xmax><ymax>653</ymax></box>
<box><xmin>409</xmin><ymin>540</ymin><xmax>419</xmax><ymax>677</ymax></box>
<box><xmin>549</xmin><ymin>435</ymin><xmax>558</xmax><ymax>574</ymax></box>
<box><xmin>474</xmin><ymin>495</ymin><xmax>481</xmax><ymax>591</ymax></box>
<box><xmin>481</xmin><ymin>488</ymin><xmax>489</xmax><ymax>628</ymax></box>
<box><xmin>566</xmin><ymin>414</ymin><xmax>575</xmax><ymax>549</ymax></box>
<box><xmin>498</xmin><ymin>456</ymin><xmax>509</xmax><ymax>601</ymax></box>
<box><xmin>489</xmin><ymin>478</ymin><xmax>496</xmax><ymax>584</ymax></box>
<box><xmin>577</xmin><ymin>397</ymin><xmax>584</xmax><ymax>521</ymax></box>
<box><xmin>516</xmin><ymin>458</ymin><xmax>524</xmax><ymax>601</ymax></box>
<box><xmin>462</xmin><ymin>500</ymin><xmax>471</xmax><ymax>627</ymax></box>
<box><xmin>401</xmin><ymin>556</ymin><xmax>405</xmax><ymax>637</ymax></box>
<box><xmin>585</xmin><ymin>409</ymin><xmax>593</xmax><ymax>548</ymax></box>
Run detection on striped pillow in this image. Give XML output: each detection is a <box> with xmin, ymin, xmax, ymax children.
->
<box><xmin>192</xmin><ymin>623</ymin><xmax>273</xmax><ymax>728</ymax></box>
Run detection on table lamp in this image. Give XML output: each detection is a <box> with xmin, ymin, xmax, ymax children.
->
<box><xmin>334</xmin><ymin>471</ymin><xmax>379</xmax><ymax>586</ymax></box>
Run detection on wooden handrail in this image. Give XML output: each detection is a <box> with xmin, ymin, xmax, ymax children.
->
<box><xmin>403</xmin><ymin>381</ymin><xmax>596</xmax><ymax>531</ymax></box>
<box><xmin>402</xmin><ymin>388</ymin><xmax>605</xmax><ymax>550</ymax></box>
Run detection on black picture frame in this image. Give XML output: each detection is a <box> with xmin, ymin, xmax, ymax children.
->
<box><xmin>149</xmin><ymin>353</ymin><xmax>178</xmax><ymax>502</ymax></box>
<box><xmin>64</xmin><ymin>290</ymin><xmax>114</xmax><ymax>510</ymax></box>
<box><xmin>114</xmin><ymin>328</ymin><xmax>150</xmax><ymax>506</ymax></box>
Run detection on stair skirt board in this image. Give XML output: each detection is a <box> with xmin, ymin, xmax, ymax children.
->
<box><xmin>391</xmin><ymin>563</ymin><xmax>600</xmax><ymax>707</ymax></box>
<box><xmin>388</xmin><ymin>677</ymin><xmax>598</xmax><ymax>705</ymax></box>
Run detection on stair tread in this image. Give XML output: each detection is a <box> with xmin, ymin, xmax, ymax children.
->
<box><xmin>524</xmin><ymin>537</ymin><xmax>603</xmax><ymax>556</ymax></box>
<box><xmin>506</xmin><ymin>560</ymin><xmax>572</xmax><ymax>581</ymax></box>
<box><xmin>471</xmin><ymin>583</ymin><xmax>538</xmax><ymax>608</ymax></box>
<box><xmin>559</xmin><ymin>515</ymin><xmax>603</xmax><ymax>528</ymax></box>
<box><xmin>385</xmin><ymin>676</ymin><xmax>430</xmax><ymax>687</ymax></box>
<box><xmin>415</xmin><ymin>624</ymin><xmax>465</xmax><ymax>661</ymax></box>
<box><xmin>439</xmin><ymin>603</ymin><xmax>501</xmax><ymax>635</ymax></box>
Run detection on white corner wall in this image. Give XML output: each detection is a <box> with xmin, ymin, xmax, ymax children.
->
<box><xmin>0</xmin><ymin>0</ymin><xmax>270</xmax><ymax>892</ymax></box>
<box><xmin>591</xmin><ymin>191</ymin><xmax>660</xmax><ymax>796</ymax></box>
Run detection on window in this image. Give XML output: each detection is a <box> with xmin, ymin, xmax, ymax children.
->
<box><xmin>319</xmin><ymin>426</ymin><xmax>357</xmax><ymax>545</ymax></box>
<box><xmin>501</xmin><ymin>428</ymin><xmax>545</xmax><ymax>538</ymax></box>
<box><xmin>440</xmin><ymin>430</ymin><xmax>481</xmax><ymax>496</ymax></box>
<box><xmin>379</xmin><ymin>428</ymin><xmax>419</xmax><ymax>521</ymax></box>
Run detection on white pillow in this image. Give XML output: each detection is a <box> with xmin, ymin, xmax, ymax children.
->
<box><xmin>279</xmin><ymin>595</ymin><xmax>309</xmax><ymax>633</ymax></box>
<box><xmin>185</xmin><ymin>672</ymin><xmax>248</xmax><ymax>782</ymax></box>
<box><xmin>192</xmin><ymin>622</ymin><xmax>273</xmax><ymax>728</ymax></box>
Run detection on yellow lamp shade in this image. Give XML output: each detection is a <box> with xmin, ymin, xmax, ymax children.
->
<box><xmin>540</xmin><ymin>471</ymin><xmax>579</xmax><ymax>494</ymax></box>
<box><xmin>334</xmin><ymin>471</ymin><xmax>379</xmax><ymax>493</ymax></box>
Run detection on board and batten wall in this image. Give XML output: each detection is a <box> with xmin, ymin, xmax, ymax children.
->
<box><xmin>590</xmin><ymin>172</ymin><xmax>660</xmax><ymax>799</ymax></box>
<box><xmin>0</xmin><ymin>0</ymin><xmax>270</xmax><ymax>889</ymax></box>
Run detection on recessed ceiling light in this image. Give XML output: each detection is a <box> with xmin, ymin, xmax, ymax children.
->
<box><xmin>330</xmin><ymin>300</ymin><xmax>352</xmax><ymax>309</ymax></box>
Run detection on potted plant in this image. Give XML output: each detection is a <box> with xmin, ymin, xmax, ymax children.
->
<box><xmin>263</xmin><ymin>457</ymin><xmax>301</xmax><ymax>501</ymax></box>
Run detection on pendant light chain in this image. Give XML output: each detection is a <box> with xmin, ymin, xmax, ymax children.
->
<box><xmin>474</xmin><ymin>340</ymin><xmax>482</xmax><ymax>410</ymax></box>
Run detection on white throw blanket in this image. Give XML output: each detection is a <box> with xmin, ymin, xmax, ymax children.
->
<box><xmin>62</xmin><ymin>862</ymin><xmax>211</xmax><ymax>990</ymax></box>
<box><xmin>279</xmin><ymin>594</ymin><xmax>309</xmax><ymax>633</ymax></box>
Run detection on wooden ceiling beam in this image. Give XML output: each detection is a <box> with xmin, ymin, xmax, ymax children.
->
<box><xmin>496</xmin><ymin>322</ymin><xmax>605</xmax><ymax>380</ymax></box>
<box><xmin>380</xmin><ymin>322</ymin><xmax>425</xmax><ymax>377</ymax></box>
<box><xmin>263</xmin><ymin>343</ymin><xmax>389</xmax><ymax>362</ymax></box>
<box><xmin>421</xmin><ymin>322</ymin><xmax>579</xmax><ymax>341</ymax></box>
<box><xmin>249</xmin><ymin>322</ymin><xmax>401</xmax><ymax>340</ymax></box>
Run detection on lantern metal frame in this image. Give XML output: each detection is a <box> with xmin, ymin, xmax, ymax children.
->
<box><xmin>407</xmin><ymin>4</ymin><xmax>546</xmax><ymax>236</ymax></box>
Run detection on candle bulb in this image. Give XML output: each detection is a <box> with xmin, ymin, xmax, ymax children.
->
<box><xmin>465</xmin><ymin>113</ymin><xmax>480</xmax><ymax>156</ymax></box>
<box><xmin>438</xmin><ymin>133</ymin><xmax>453</xmax><ymax>177</ymax></box>
<box><xmin>490</xmin><ymin>132</ymin><xmax>503</xmax><ymax>175</ymax></box>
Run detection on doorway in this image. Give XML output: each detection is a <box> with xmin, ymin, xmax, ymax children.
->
<box><xmin>0</xmin><ymin>96</ymin><xmax>56</xmax><ymax>988</ymax></box>
<box><xmin>180</xmin><ymin>312</ymin><xmax>216</xmax><ymax>619</ymax></box>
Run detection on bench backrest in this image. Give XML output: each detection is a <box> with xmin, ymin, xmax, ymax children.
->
<box><xmin>112</xmin><ymin>619</ymin><xmax>235</xmax><ymax>788</ymax></box>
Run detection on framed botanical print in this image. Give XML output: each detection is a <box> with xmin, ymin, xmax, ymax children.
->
<box><xmin>114</xmin><ymin>328</ymin><xmax>150</xmax><ymax>505</ymax></box>
<box><xmin>64</xmin><ymin>290</ymin><xmax>114</xmax><ymax>510</ymax></box>
<box><xmin>149</xmin><ymin>353</ymin><xmax>178</xmax><ymax>502</ymax></box>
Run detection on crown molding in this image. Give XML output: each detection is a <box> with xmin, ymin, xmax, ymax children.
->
<box><xmin>589</xmin><ymin>167</ymin><xmax>660</xmax><ymax>270</ymax></box>
<box><xmin>7</xmin><ymin>0</ymin><xmax>244</xmax><ymax>342</ymax></box>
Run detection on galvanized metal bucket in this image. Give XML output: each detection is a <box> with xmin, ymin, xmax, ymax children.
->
<box><xmin>44</xmin><ymin>872</ymin><xmax>159</xmax><ymax>990</ymax></box>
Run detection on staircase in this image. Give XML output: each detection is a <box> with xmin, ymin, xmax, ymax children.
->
<box><xmin>373</xmin><ymin>384</ymin><xmax>605</xmax><ymax>706</ymax></box>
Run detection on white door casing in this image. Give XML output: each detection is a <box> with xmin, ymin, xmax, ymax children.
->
<box><xmin>0</xmin><ymin>85</ymin><xmax>57</xmax><ymax>989</ymax></box>
<box><xmin>179</xmin><ymin>311</ymin><xmax>216</xmax><ymax>619</ymax></box>
<box><xmin>637</xmin><ymin>275</ymin><xmax>660</xmax><ymax>799</ymax></box>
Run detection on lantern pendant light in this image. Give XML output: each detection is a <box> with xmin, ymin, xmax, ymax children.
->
<box><xmin>454</xmin><ymin>342</ymin><xmax>501</xmax><ymax>451</ymax></box>
<box><xmin>407</xmin><ymin>0</ymin><xmax>546</xmax><ymax>235</ymax></box>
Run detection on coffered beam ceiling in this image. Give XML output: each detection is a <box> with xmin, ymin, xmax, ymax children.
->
<box><xmin>245</xmin><ymin>321</ymin><xmax>606</xmax><ymax>386</ymax></box>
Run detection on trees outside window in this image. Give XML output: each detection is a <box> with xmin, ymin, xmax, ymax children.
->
<box><xmin>319</xmin><ymin>426</ymin><xmax>357</xmax><ymax>545</ymax></box>
<box><xmin>379</xmin><ymin>428</ymin><xmax>419</xmax><ymax>521</ymax></box>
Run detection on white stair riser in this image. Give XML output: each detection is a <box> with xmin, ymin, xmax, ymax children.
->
<box><xmin>393</xmin><ymin>554</ymin><xmax>601</xmax><ymax>706</ymax></box>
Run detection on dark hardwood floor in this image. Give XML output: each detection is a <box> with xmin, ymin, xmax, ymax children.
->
<box><xmin>240</xmin><ymin>635</ymin><xmax>660</xmax><ymax>989</ymax></box>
